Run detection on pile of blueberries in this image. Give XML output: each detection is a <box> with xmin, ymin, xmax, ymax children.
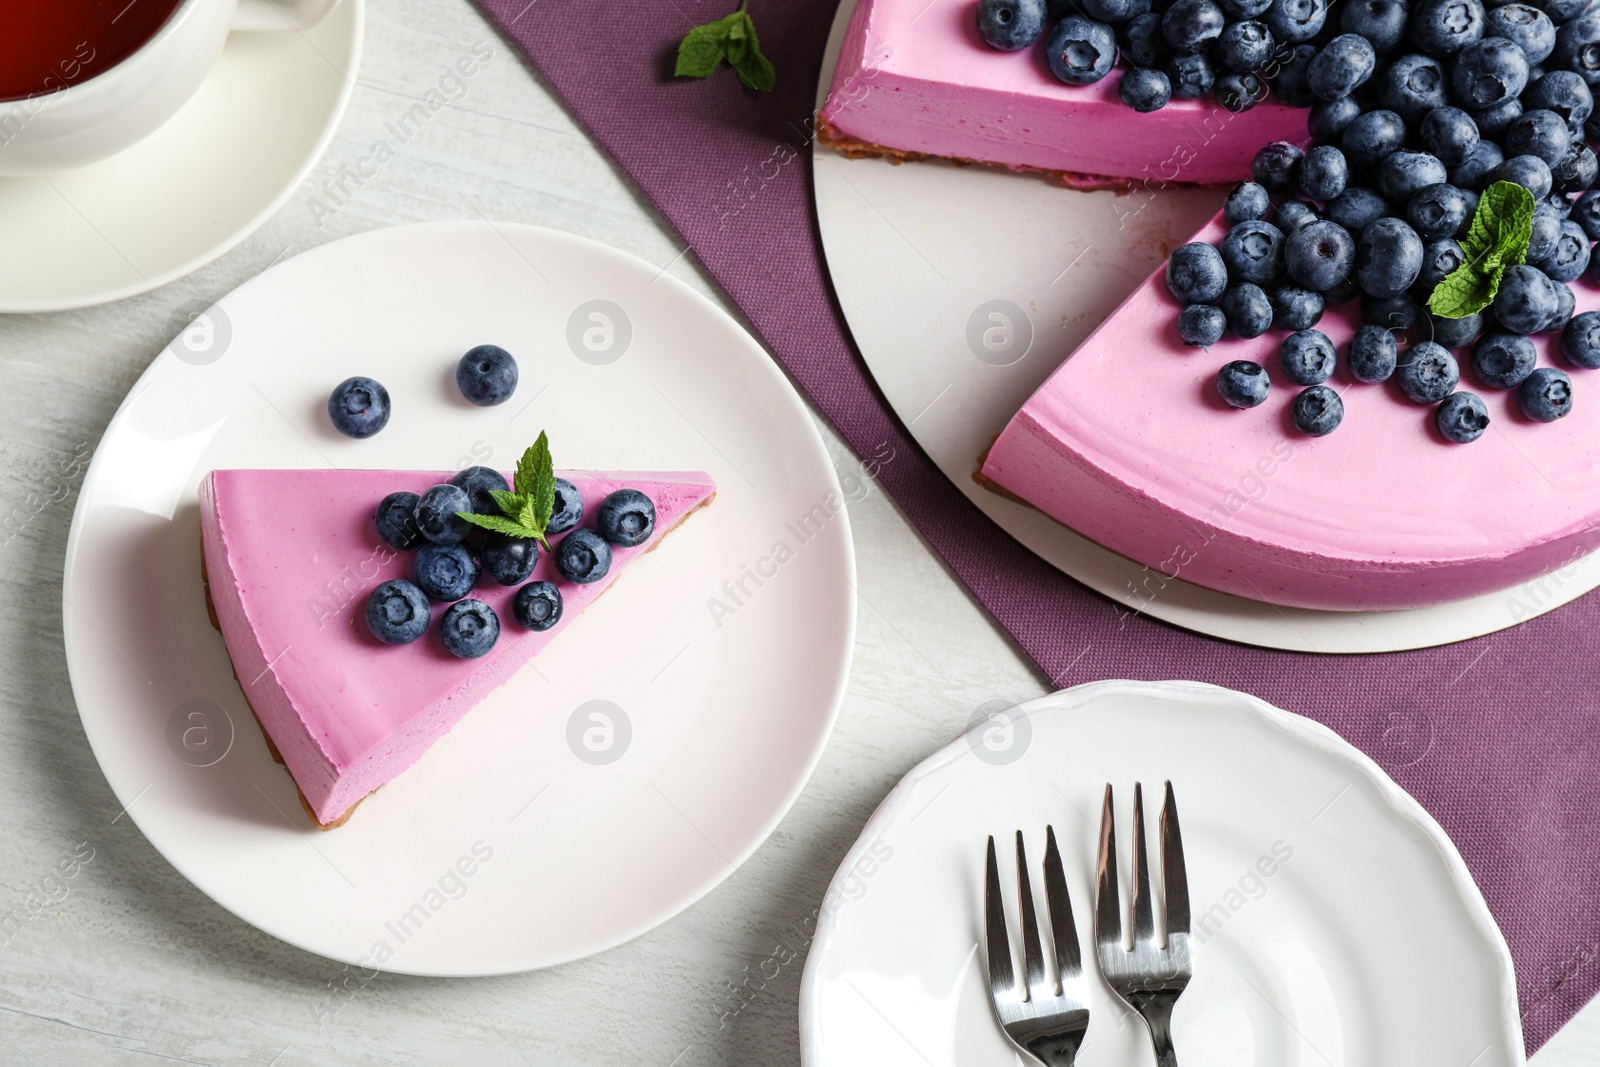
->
<box><xmin>363</xmin><ymin>469</ymin><xmax>659</xmax><ymax>657</ymax></box>
<box><xmin>1161</xmin><ymin>0</ymin><xmax>1600</xmax><ymax>442</ymax></box>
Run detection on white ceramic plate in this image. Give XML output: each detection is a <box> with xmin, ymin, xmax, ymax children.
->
<box><xmin>0</xmin><ymin>0</ymin><xmax>361</xmax><ymax>312</ymax></box>
<box><xmin>62</xmin><ymin>221</ymin><xmax>856</xmax><ymax>974</ymax></box>
<box><xmin>813</xmin><ymin>0</ymin><xmax>1600</xmax><ymax>654</ymax></box>
<box><xmin>799</xmin><ymin>680</ymin><xmax>1523</xmax><ymax>1066</ymax></box>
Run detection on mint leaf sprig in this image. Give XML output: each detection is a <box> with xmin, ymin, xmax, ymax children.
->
<box><xmin>675</xmin><ymin>1</ymin><xmax>776</xmax><ymax>92</ymax></box>
<box><xmin>456</xmin><ymin>432</ymin><xmax>557</xmax><ymax>549</ymax></box>
<box><xmin>1427</xmin><ymin>181</ymin><xmax>1535</xmax><ymax>319</ymax></box>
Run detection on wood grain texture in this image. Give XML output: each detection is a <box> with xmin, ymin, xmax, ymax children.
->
<box><xmin>0</xmin><ymin>0</ymin><xmax>1593</xmax><ymax>1062</ymax></box>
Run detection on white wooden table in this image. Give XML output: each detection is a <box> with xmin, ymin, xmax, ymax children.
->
<box><xmin>0</xmin><ymin>1</ymin><xmax>1595</xmax><ymax>1062</ymax></box>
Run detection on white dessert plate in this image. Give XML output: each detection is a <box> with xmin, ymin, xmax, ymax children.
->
<box><xmin>813</xmin><ymin>0</ymin><xmax>1600</xmax><ymax>654</ymax></box>
<box><xmin>799</xmin><ymin>680</ymin><xmax>1523</xmax><ymax>1066</ymax></box>
<box><xmin>0</xmin><ymin>0</ymin><xmax>362</xmax><ymax>312</ymax></box>
<box><xmin>61</xmin><ymin>221</ymin><xmax>856</xmax><ymax>974</ymax></box>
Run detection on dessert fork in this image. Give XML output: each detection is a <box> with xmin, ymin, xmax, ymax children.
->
<box><xmin>983</xmin><ymin>827</ymin><xmax>1092</xmax><ymax>1066</ymax></box>
<box><xmin>1095</xmin><ymin>782</ymin><xmax>1192</xmax><ymax>1067</ymax></box>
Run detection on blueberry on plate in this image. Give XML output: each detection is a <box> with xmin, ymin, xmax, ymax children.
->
<box><xmin>414</xmin><ymin>483</ymin><xmax>474</xmax><ymax>545</ymax></box>
<box><xmin>1166</xmin><ymin>242</ymin><xmax>1229</xmax><ymax>304</ymax></box>
<box><xmin>1341</xmin><ymin>109</ymin><xmax>1406</xmax><ymax>168</ymax></box>
<box><xmin>1274</xmin><ymin>200</ymin><xmax>1319</xmax><ymax>234</ymax></box>
<box><xmin>327</xmin><ymin>376</ymin><xmax>391</xmax><ymax>438</ymax></box>
<box><xmin>1221</xmin><ymin>283</ymin><xmax>1274</xmax><ymax>338</ymax></box>
<box><xmin>1162</xmin><ymin>0</ymin><xmax>1226</xmax><ymax>51</ymax></box>
<box><xmin>1224</xmin><ymin>182</ymin><xmax>1270</xmax><ymax>224</ymax></box>
<box><xmin>1307</xmin><ymin>33</ymin><xmax>1375</xmax><ymax>101</ymax></box>
<box><xmin>1280</xmin><ymin>330</ymin><xmax>1337</xmax><ymax>385</ymax></box>
<box><xmin>480</xmin><ymin>532</ymin><xmax>538</xmax><ymax>585</ymax></box>
<box><xmin>1250</xmin><ymin>141</ymin><xmax>1303</xmax><ymax>193</ymax></box>
<box><xmin>1532</xmin><ymin>219</ymin><xmax>1591</xmax><ymax>282</ymax></box>
<box><xmin>1220</xmin><ymin>220</ymin><xmax>1285</xmax><ymax>285</ymax></box>
<box><xmin>1519</xmin><ymin>366</ymin><xmax>1574</xmax><ymax>421</ymax></box>
<box><xmin>977</xmin><ymin>0</ymin><xmax>1046</xmax><ymax>49</ymax></box>
<box><xmin>414</xmin><ymin>542</ymin><xmax>480</xmax><ymax>601</ymax></box>
<box><xmin>1046</xmin><ymin>15</ymin><xmax>1117</xmax><ymax>85</ymax></box>
<box><xmin>1410</xmin><ymin>0</ymin><xmax>1485</xmax><ymax>58</ymax></box>
<box><xmin>455</xmin><ymin>344</ymin><xmax>519</xmax><ymax>406</ymax></box>
<box><xmin>1269</xmin><ymin>286</ymin><xmax>1324</xmax><ymax>331</ymax></box>
<box><xmin>1506</xmin><ymin>109</ymin><xmax>1570</xmax><ymax>167</ymax></box>
<box><xmin>1377</xmin><ymin>150</ymin><xmax>1449</xmax><ymax>204</ymax></box>
<box><xmin>1376</xmin><ymin>54</ymin><xmax>1448</xmax><ymax>123</ymax></box>
<box><xmin>1165</xmin><ymin>51</ymin><xmax>1216</xmax><ymax>99</ymax></box>
<box><xmin>1291</xmin><ymin>385</ymin><xmax>1343</xmax><ymax>436</ymax></box>
<box><xmin>1284</xmin><ymin>220</ymin><xmax>1355</xmax><ymax>292</ymax></box>
<box><xmin>1356</xmin><ymin>217</ymin><xmax>1424</xmax><ymax>299</ymax></box>
<box><xmin>1349</xmin><ymin>324</ymin><xmax>1399</xmax><ymax>383</ymax></box>
<box><xmin>555</xmin><ymin>528</ymin><xmax>613</xmax><ymax>584</ymax></box>
<box><xmin>1562</xmin><ymin>310</ymin><xmax>1600</xmax><ymax>368</ymax></box>
<box><xmin>1408</xmin><ymin>184</ymin><xmax>1471</xmax><ymax>241</ymax></box>
<box><xmin>1472</xmin><ymin>332</ymin><xmax>1538</xmax><ymax>387</ymax></box>
<box><xmin>1396</xmin><ymin>341</ymin><xmax>1461</xmax><ymax>404</ymax></box>
<box><xmin>1550</xmin><ymin>10</ymin><xmax>1600</xmax><ymax>83</ymax></box>
<box><xmin>365</xmin><ymin>579</ymin><xmax>431</xmax><ymax>645</ymax></box>
<box><xmin>1298</xmin><ymin>145</ymin><xmax>1348</xmax><ymax>201</ymax></box>
<box><xmin>548</xmin><ymin>476</ymin><xmax>584</xmax><ymax>534</ymax></box>
<box><xmin>512</xmin><ymin>580</ymin><xmax>564</xmax><ymax>632</ymax></box>
<box><xmin>1419</xmin><ymin>107</ymin><xmax>1481</xmax><ymax>168</ymax></box>
<box><xmin>1492</xmin><ymin>264</ymin><xmax>1560</xmax><ymax>334</ymax></box>
<box><xmin>1452</xmin><ymin>37</ymin><xmax>1529</xmax><ymax>108</ymax></box>
<box><xmin>596</xmin><ymin>488</ymin><xmax>657</xmax><ymax>547</ymax></box>
<box><xmin>374</xmin><ymin>491</ymin><xmax>423</xmax><ymax>550</ymax></box>
<box><xmin>1216</xmin><ymin>360</ymin><xmax>1270</xmax><ymax>408</ymax></box>
<box><xmin>1120</xmin><ymin>67</ymin><xmax>1172</xmax><ymax>112</ymax></box>
<box><xmin>1323</xmin><ymin>188</ymin><xmax>1391</xmax><ymax>235</ymax></box>
<box><xmin>1491</xmin><ymin>153</ymin><xmax>1554</xmax><ymax>198</ymax></box>
<box><xmin>450</xmin><ymin>465</ymin><xmax>510</xmax><ymax>515</ymax></box>
<box><xmin>441</xmin><ymin>599</ymin><xmax>500</xmax><ymax>659</ymax></box>
<box><xmin>1527</xmin><ymin>204</ymin><xmax>1562</xmax><ymax>262</ymax></box>
<box><xmin>1179</xmin><ymin>304</ymin><xmax>1227</xmax><ymax>346</ymax></box>
<box><xmin>1486</xmin><ymin>4</ymin><xmax>1555</xmax><ymax>65</ymax></box>
<box><xmin>1436</xmin><ymin>391</ymin><xmax>1491</xmax><ymax>443</ymax></box>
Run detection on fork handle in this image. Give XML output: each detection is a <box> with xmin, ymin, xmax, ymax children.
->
<box><xmin>1134</xmin><ymin>996</ymin><xmax>1179</xmax><ymax>1067</ymax></box>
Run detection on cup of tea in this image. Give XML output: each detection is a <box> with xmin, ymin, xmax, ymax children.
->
<box><xmin>0</xmin><ymin>0</ymin><xmax>343</xmax><ymax>175</ymax></box>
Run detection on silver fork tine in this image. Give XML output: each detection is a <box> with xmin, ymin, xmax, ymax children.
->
<box><xmin>1161</xmin><ymin>781</ymin><xmax>1191</xmax><ymax>937</ymax></box>
<box><xmin>1015</xmin><ymin>830</ymin><xmax>1048</xmax><ymax>994</ymax></box>
<box><xmin>1095</xmin><ymin>784</ymin><xmax>1120</xmax><ymax>949</ymax></box>
<box><xmin>985</xmin><ymin>835</ymin><xmax>1016</xmax><ymax>995</ymax></box>
<box><xmin>1130</xmin><ymin>782</ymin><xmax>1156</xmax><ymax>944</ymax></box>
<box><xmin>1042</xmin><ymin>826</ymin><xmax>1082</xmax><ymax>988</ymax></box>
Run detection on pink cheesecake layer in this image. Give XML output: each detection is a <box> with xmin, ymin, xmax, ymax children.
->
<box><xmin>821</xmin><ymin>0</ymin><xmax>1311</xmax><ymax>185</ymax></box>
<box><xmin>981</xmin><ymin>212</ymin><xmax>1600</xmax><ymax>612</ymax></box>
<box><xmin>199</xmin><ymin>468</ymin><xmax>715</xmax><ymax>825</ymax></box>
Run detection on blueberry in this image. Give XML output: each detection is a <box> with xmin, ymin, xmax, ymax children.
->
<box><xmin>1165</xmin><ymin>51</ymin><xmax>1216</xmax><ymax>98</ymax></box>
<box><xmin>1572</xmin><ymin>189</ymin><xmax>1600</xmax><ymax>238</ymax></box>
<box><xmin>512</xmin><ymin>581</ymin><xmax>564</xmax><ymax>632</ymax></box>
<box><xmin>1357</xmin><ymin>217</ymin><xmax>1425</xmax><ymax>298</ymax></box>
<box><xmin>1216</xmin><ymin>71</ymin><xmax>1268</xmax><ymax>111</ymax></box>
<box><xmin>1507</xmin><ymin>109</ymin><xmax>1571</xmax><ymax>165</ymax></box>
<box><xmin>480</xmin><ymin>532</ymin><xmax>538</xmax><ymax>585</ymax></box>
<box><xmin>1162</xmin><ymin>0</ymin><xmax>1225</xmax><ymax>50</ymax></box>
<box><xmin>1562</xmin><ymin>310</ymin><xmax>1600</xmax><ymax>367</ymax></box>
<box><xmin>1309</xmin><ymin>34</ymin><xmax>1376</xmax><ymax>100</ymax></box>
<box><xmin>455</xmin><ymin>344</ymin><xmax>518</xmax><ymax>406</ymax></box>
<box><xmin>1120</xmin><ymin>67</ymin><xmax>1172</xmax><ymax>111</ymax></box>
<box><xmin>1471</xmin><ymin>96</ymin><xmax>1525</xmax><ymax>135</ymax></box>
<box><xmin>1216</xmin><ymin>360</ymin><xmax>1271</xmax><ymax>408</ymax></box>
<box><xmin>977</xmin><ymin>0</ymin><xmax>1047</xmax><ymax>50</ymax></box>
<box><xmin>1408</xmin><ymin>184</ymin><xmax>1472</xmax><ymax>240</ymax></box>
<box><xmin>1275</xmin><ymin>200</ymin><xmax>1320</xmax><ymax>233</ymax></box>
<box><xmin>1522</xmin><ymin>69</ymin><xmax>1593</xmax><ymax>129</ymax></box>
<box><xmin>1270</xmin><ymin>286</ymin><xmax>1325</xmax><ymax>330</ymax></box>
<box><xmin>596</xmin><ymin>488</ymin><xmax>656</xmax><ymax>547</ymax></box>
<box><xmin>1453</xmin><ymin>37</ymin><xmax>1531</xmax><ymax>106</ymax></box>
<box><xmin>375</xmin><ymin>491</ymin><xmax>423</xmax><ymax>550</ymax></box>
<box><xmin>1473</xmin><ymin>331</ymin><xmax>1539</xmax><ymax>385</ymax></box>
<box><xmin>327</xmin><ymin>376</ymin><xmax>391</xmax><ymax>438</ymax></box>
<box><xmin>450</xmin><ymin>465</ymin><xmax>510</xmax><ymax>515</ymax></box>
<box><xmin>1219</xmin><ymin>20</ymin><xmax>1275</xmax><ymax>72</ymax></box>
<box><xmin>1222</xmin><ymin>283</ymin><xmax>1274</xmax><ymax>337</ymax></box>
<box><xmin>1397</xmin><ymin>341</ymin><xmax>1462</xmax><ymax>403</ymax></box>
<box><xmin>1416</xmin><ymin>238</ymin><xmax>1467</xmax><ymax>293</ymax></box>
<box><xmin>1492</xmin><ymin>153</ymin><xmax>1555</xmax><ymax>197</ymax></box>
<box><xmin>1252</xmin><ymin>142</ymin><xmax>1303</xmax><ymax>193</ymax></box>
<box><xmin>1081</xmin><ymin>0</ymin><xmax>1146</xmax><ymax>19</ymax></box>
<box><xmin>1264</xmin><ymin>0</ymin><xmax>1327</xmax><ymax>43</ymax></box>
<box><xmin>1350</xmin><ymin>324</ymin><xmax>1400</xmax><ymax>382</ymax></box>
<box><xmin>1266</xmin><ymin>44</ymin><xmax>1319</xmax><ymax>106</ymax></box>
<box><xmin>1046</xmin><ymin>16</ymin><xmax>1117</xmax><ymax>85</ymax></box>
<box><xmin>1310</xmin><ymin>97</ymin><xmax>1363</xmax><ymax>143</ymax></box>
<box><xmin>1280</xmin><ymin>330</ymin><xmax>1337</xmax><ymax>384</ymax></box>
<box><xmin>1487</xmin><ymin>4</ymin><xmax>1555</xmax><ymax>63</ymax></box>
<box><xmin>1426</xmin><ymin>311</ymin><xmax>1485</xmax><ymax>349</ymax></box>
<box><xmin>555</xmin><ymin>528</ymin><xmax>613</xmax><ymax>584</ymax></box>
<box><xmin>1364</xmin><ymin>293</ymin><xmax>1422</xmax><ymax>330</ymax></box>
<box><xmin>1533</xmin><ymin>219</ymin><xmax>1591</xmax><ymax>281</ymax></box>
<box><xmin>414</xmin><ymin>483</ymin><xmax>473</xmax><ymax>545</ymax></box>
<box><xmin>1179</xmin><ymin>304</ymin><xmax>1227</xmax><ymax>346</ymax></box>
<box><xmin>414</xmin><ymin>542</ymin><xmax>480</xmax><ymax>601</ymax></box>
<box><xmin>1493</xmin><ymin>263</ymin><xmax>1560</xmax><ymax>332</ymax></box>
<box><xmin>1379</xmin><ymin>151</ymin><xmax>1450</xmax><ymax>203</ymax></box>
<box><xmin>1224</xmin><ymin>182</ymin><xmax>1271</xmax><ymax>224</ymax></box>
<box><xmin>1324</xmin><ymin>187</ymin><xmax>1392</xmax><ymax>233</ymax></box>
<box><xmin>1552</xmin><ymin>144</ymin><xmax>1599</xmax><ymax>193</ymax></box>
<box><xmin>1546</xmin><ymin>279</ymin><xmax>1576</xmax><ymax>332</ymax></box>
<box><xmin>1119</xmin><ymin>13</ymin><xmax>1168</xmax><ymax>67</ymax></box>
<box><xmin>1450</xmin><ymin>140</ymin><xmax>1506</xmax><ymax>190</ymax></box>
<box><xmin>1291</xmin><ymin>385</ymin><xmax>1344</xmax><ymax>435</ymax></box>
<box><xmin>1167</xmin><ymin>242</ymin><xmax>1229</xmax><ymax>303</ymax></box>
<box><xmin>1299</xmin><ymin>145</ymin><xmax>1349</xmax><ymax>200</ymax></box>
<box><xmin>1412</xmin><ymin>0</ymin><xmax>1487</xmax><ymax>57</ymax></box>
<box><xmin>549</xmin><ymin>477</ymin><xmax>584</xmax><ymax>535</ymax></box>
<box><xmin>440</xmin><ymin>599</ymin><xmax>499</xmax><ymax>659</ymax></box>
<box><xmin>1220</xmin><ymin>220</ymin><xmax>1285</xmax><ymax>285</ymax></box>
<box><xmin>1519</xmin><ymin>366</ymin><xmax>1574</xmax><ymax>420</ymax></box>
<box><xmin>1528</xmin><ymin>202</ymin><xmax>1563</xmax><ymax>261</ymax></box>
<box><xmin>1378</xmin><ymin>54</ymin><xmax>1449</xmax><ymax>122</ymax></box>
<box><xmin>364</xmin><ymin>579</ymin><xmax>431</xmax><ymax>645</ymax></box>
<box><xmin>1436</xmin><ymin>391</ymin><xmax>1492</xmax><ymax>442</ymax></box>
<box><xmin>1551</xmin><ymin>11</ymin><xmax>1600</xmax><ymax>86</ymax></box>
<box><xmin>1342</xmin><ymin>109</ymin><xmax>1407</xmax><ymax>168</ymax></box>
<box><xmin>1220</xmin><ymin>0</ymin><xmax>1271</xmax><ymax>15</ymax></box>
<box><xmin>1420</xmin><ymin>107</ymin><xmax>1482</xmax><ymax>167</ymax></box>
<box><xmin>1284</xmin><ymin>219</ymin><xmax>1357</xmax><ymax>292</ymax></box>
<box><xmin>1342</xmin><ymin>0</ymin><xmax>1409</xmax><ymax>52</ymax></box>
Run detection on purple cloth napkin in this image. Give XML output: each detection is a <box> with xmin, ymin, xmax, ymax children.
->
<box><xmin>476</xmin><ymin>0</ymin><xmax>1597</xmax><ymax>1049</ymax></box>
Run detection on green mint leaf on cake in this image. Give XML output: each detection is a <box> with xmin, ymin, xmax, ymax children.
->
<box><xmin>455</xmin><ymin>432</ymin><xmax>559</xmax><ymax>548</ymax></box>
<box><xmin>1428</xmin><ymin>181</ymin><xmax>1534</xmax><ymax>319</ymax></box>
<box><xmin>674</xmin><ymin>2</ymin><xmax>776</xmax><ymax>92</ymax></box>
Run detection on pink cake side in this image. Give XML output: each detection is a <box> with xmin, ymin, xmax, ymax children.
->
<box><xmin>980</xmin><ymin>212</ymin><xmax>1600</xmax><ymax>612</ymax></box>
<box><xmin>199</xmin><ymin>468</ymin><xmax>715</xmax><ymax>825</ymax></box>
<box><xmin>820</xmin><ymin>0</ymin><xmax>1311</xmax><ymax>185</ymax></box>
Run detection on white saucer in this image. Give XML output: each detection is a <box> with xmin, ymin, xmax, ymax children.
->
<box><xmin>812</xmin><ymin>0</ymin><xmax>1600</xmax><ymax>654</ymax></box>
<box><xmin>0</xmin><ymin>0</ymin><xmax>362</xmax><ymax>312</ymax></box>
<box><xmin>61</xmin><ymin>221</ymin><xmax>856</xmax><ymax>974</ymax></box>
<box><xmin>799</xmin><ymin>680</ymin><xmax>1523</xmax><ymax>1066</ymax></box>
